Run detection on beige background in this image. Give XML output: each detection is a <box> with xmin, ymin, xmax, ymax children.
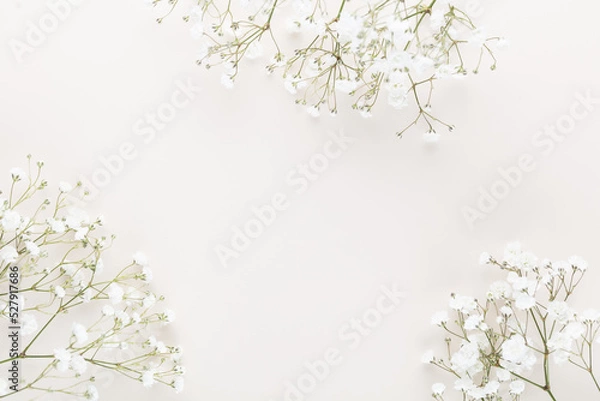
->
<box><xmin>1</xmin><ymin>0</ymin><xmax>600</xmax><ymax>400</ymax></box>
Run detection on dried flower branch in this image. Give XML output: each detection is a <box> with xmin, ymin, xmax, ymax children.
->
<box><xmin>424</xmin><ymin>242</ymin><xmax>599</xmax><ymax>400</ymax></box>
<box><xmin>149</xmin><ymin>0</ymin><xmax>505</xmax><ymax>139</ymax></box>
<box><xmin>0</xmin><ymin>156</ymin><xmax>184</xmax><ymax>399</ymax></box>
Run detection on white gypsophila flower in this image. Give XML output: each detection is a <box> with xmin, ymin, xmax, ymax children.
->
<box><xmin>464</xmin><ymin>314</ymin><xmax>483</xmax><ymax>331</ymax></box>
<box><xmin>468</xmin><ymin>27</ymin><xmax>488</xmax><ymax>48</ymax></box>
<box><xmin>547</xmin><ymin>301</ymin><xmax>574</xmax><ymax>324</ymax></box>
<box><xmin>501</xmin><ymin>336</ymin><xmax>537</xmax><ymax>373</ymax></box>
<box><xmin>551</xmin><ymin>260</ymin><xmax>570</xmax><ymax>276</ymax></box>
<box><xmin>21</xmin><ymin>314</ymin><xmax>38</xmax><ymax>336</ymax></box>
<box><xmin>471</xmin><ymin>380</ymin><xmax>500</xmax><ymax>397</ymax></box>
<box><xmin>245</xmin><ymin>41</ymin><xmax>264</xmax><ymax>60</ymax></box>
<box><xmin>115</xmin><ymin>310</ymin><xmax>131</xmax><ymax>325</ymax></box>
<box><xmin>155</xmin><ymin>341</ymin><xmax>168</xmax><ymax>354</ymax></box>
<box><xmin>133</xmin><ymin>251</ymin><xmax>149</xmax><ymax>266</ymax></box>
<box><xmin>514</xmin><ymin>292</ymin><xmax>536</xmax><ymax>310</ymax></box>
<box><xmin>173</xmin><ymin>376</ymin><xmax>184</xmax><ymax>393</ymax></box>
<box><xmin>65</xmin><ymin>207</ymin><xmax>90</xmax><ymax>229</ymax></box>
<box><xmin>190</xmin><ymin>22</ymin><xmax>204</xmax><ymax>39</ymax></box>
<box><xmin>82</xmin><ymin>288</ymin><xmax>93</xmax><ymax>303</ymax></box>
<box><xmin>85</xmin><ymin>385</ymin><xmax>99</xmax><ymax>401</ymax></box>
<box><xmin>435</xmin><ymin>64</ymin><xmax>461</xmax><ymax>79</ymax></box>
<box><xmin>431</xmin><ymin>310</ymin><xmax>449</xmax><ymax>326</ymax></box>
<box><xmin>449</xmin><ymin>295</ymin><xmax>478</xmax><ymax>313</ymax></box>
<box><xmin>284</xmin><ymin>77</ymin><xmax>300</xmax><ymax>94</ymax></box>
<box><xmin>72</xmin><ymin>323</ymin><xmax>89</xmax><ymax>345</ymax></box>
<box><xmin>143</xmin><ymin>293</ymin><xmax>157</xmax><ymax>308</ymax></box>
<box><xmin>10</xmin><ymin>167</ymin><xmax>26</xmax><ymax>180</ymax></box>
<box><xmin>579</xmin><ymin>309</ymin><xmax>600</xmax><ymax>323</ymax></box>
<box><xmin>423</xmin><ymin>131</ymin><xmax>440</xmax><ymax>143</ymax></box>
<box><xmin>335</xmin><ymin>79</ymin><xmax>357</xmax><ymax>94</ymax></box>
<box><xmin>307</xmin><ymin>106</ymin><xmax>320</xmax><ymax>118</ymax></box>
<box><xmin>0</xmin><ymin>245</ymin><xmax>18</xmax><ymax>263</ymax></box>
<box><xmin>451</xmin><ymin>341</ymin><xmax>483</xmax><ymax>376</ymax></box>
<box><xmin>468</xmin><ymin>333</ymin><xmax>490</xmax><ymax>351</ymax></box>
<box><xmin>95</xmin><ymin>258</ymin><xmax>104</xmax><ymax>274</ymax></box>
<box><xmin>102</xmin><ymin>305</ymin><xmax>115</xmax><ymax>316</ymax></box>
<box><xmin>142</xmin><ymin>369</ymin><xmax>156</xmax><ymax>387</ymax></box>
<box><xmin>387</xmin><ymin>92</ymin><xmax>408</xmax><ymax>110</ymax></box>
<box><xmin>359</xmin><ymin>109</ymin><xmax>372</xmax><ymax>118</ymax></box>
<box><xmin>496</xmin><ymin>37</ymin><xmax>510</xmax><ymax>49</ymax></box>
<box><xmin>509</xmin><ymin>380</ymin><xmax>526</xmax><ymax>395</ymax></box>
<box><xmin>332</xmin><ymin>12</ymin><xmax>363</xmax><ymax>48</ymax></box>
<box><xmin>162</xmin><ymin>309</ymin><xmax>176</xmax><ymax>324</ymax></box>
<box><xmin>429</xmin><ymin>9</ymin><xmax>446</xmax><ymax>30</ymax></box>
<box><xmin>496</xmin><ymin>368</ymin><xmax>511</xmax><ymax>382</ymax></box>
<box><xmin>220</xmin><ymin>74</ymin><xmax>234</xmax><ymax>89</ymax></box>
<box><xmin>422</xmin><ymin>350</ymin><xmax>435</xmax><ymax>364</ymax></box>
<box><xmin>74</xmin><ymin>227</ymin><xmax>89</xmax><ymax>240</ymax></box>
<box><xmin>454</xmin><ymin>377</ymin><xmax>475</xmax><ymax>392</ymax></box>
<box><xmin>431</xmin><ymin>383</ymin><xmax>445</xmax><ymax>395</ymax></box>
<box><xmin>564</xmin><ymin>321</ymin><xmax>586</xmax><ymax>338</ymax></box>
<box><xmin>132</xmin><ymin>312</ymin><xmax>141</xmax><ymax>323</ymax></box>
<box><xmin>46</xmin><ymin>217</ymin><xmax>66</xmax><ymax>233</ymax></box>
<box><xmin>54</xmin><ymin>285</ymin><xmax>66</xmax><ymax>299</ymax></box>
<box><xmin>285</xmin><ymin>18</ymin><xmax>302</xmax><ymax>34</ymax></box>
<box><xmin>479</xmin><ymin>252</ymin><xmax>491</xmax><ymax>265</ymax></box>
<box><xmin>70</xmin><ymin>354</ymin><xmax>88</xmax><ymax>375</ymax></box>
<box><xmin>61</xmin><ymin>263</ymin><xmax>76</xmax><ymax>277</ymax></box>
<box><xmin>141</xmin><ymin>267</ymin><xmax>153</xmax><ymax>282</ymax></box>
<box><xmin>520</xmin><ymin>251</ymin><xmax>538</xmax><ymax>269</ymax></box>
<box><xmin>503</xmin><ymin>241</ymin><xmax>521</xmax><ymax>264</ymax></box>
<box><xmin>466</xmin><ymin>386</ymin><xmax>486</xmax><ymax>399</ymax></box>
<box><xmin>107</xmin><ymin>283</ymin><xmax>124</xmax><ymax>304</ymax></box>
<box><xmin>24</xmin><ymin>240</ymin><xmax>40</xmax><ymax>256</ymax></box>
<box><xmin>547</xmin><ymin>332</ymin><xmax>575</xmax><ymax>362</ymax></box>
<box><xmin>507</xmin><ymin>272</ymin><xmax>537</xmax><ymax>294</ymax></box>
<box><xmin>197</xmin><ymin>42</ymin><xmax>210</xmax><ymax>61</ymax></box>
<box><xmin>569</xmin><ymin>255</ymin><xmax>588</xmax><ymax>271</ymax></box>
<box><xmin>58</xmin><ymin>182</ymin><xmax>73</xmax><ymax>193</ymax></box>
<box><xmin>1</xmin><ymin>209</ymin><xmax>22</xmax><ymax>231</ymax></box>
<box><xmin>552</xmin><ymin>349</ymin><xmax>571</xmax><ymax>365</ymax></box>
<box><xmin>487</xmin><ymin>281</ymin><xmax>511</xmax><ymax>300</ymax></box>
<box><xmin>54</xmin><ymin>348</ymin><xmax>72</xmax><ymax>372</ymax></box>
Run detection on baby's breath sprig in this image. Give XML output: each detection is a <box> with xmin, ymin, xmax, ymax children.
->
<box><xmin>0</xmin><ymin>156</ymin><xmax>184</xmax><ymax>399</ymax></box>
<box><xmin>424</xmin><ymin>243</ymin><xmax>600</xmax><ymax>401</ymax></box>
<box><xmin>149</xmin><ymin>0</ymin><xmax>505</xmax><ymax>139</ymax></box>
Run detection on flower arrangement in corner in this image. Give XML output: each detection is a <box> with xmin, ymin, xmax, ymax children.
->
<box><xmin>423</xmin><ymin>242</ymin><xmax>600</xmax><ymax>401</ymax></box>
<box><xmin>148</xmin><ymin>0</ymin><xmax>506</xmax><ymax>139</ymax></box>
<box><xmin>0</xmin><ymin>156</ymin><xmax>184</xmax><ymax>399</ymax></box>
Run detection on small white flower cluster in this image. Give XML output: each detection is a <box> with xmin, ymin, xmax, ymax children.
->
<box><xmin>424</xmin><ymin>242</ymin><xmax>600</xmax><ymax>400</ymax></box>
<box><xmin>149</xmin><ymin>0</ymin><xmax>505</xmax><ymax>137</ymax></box>
<box><xmin>0</xmin><ymin>157</ymin><xmax>184</xmax><ymax>399</ymax></box>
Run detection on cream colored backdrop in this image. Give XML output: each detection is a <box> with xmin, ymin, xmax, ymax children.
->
<box><xmin>1</xmin><ymin>0</ymin><xmax>600</xmax><ymax>400</ymax></box>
